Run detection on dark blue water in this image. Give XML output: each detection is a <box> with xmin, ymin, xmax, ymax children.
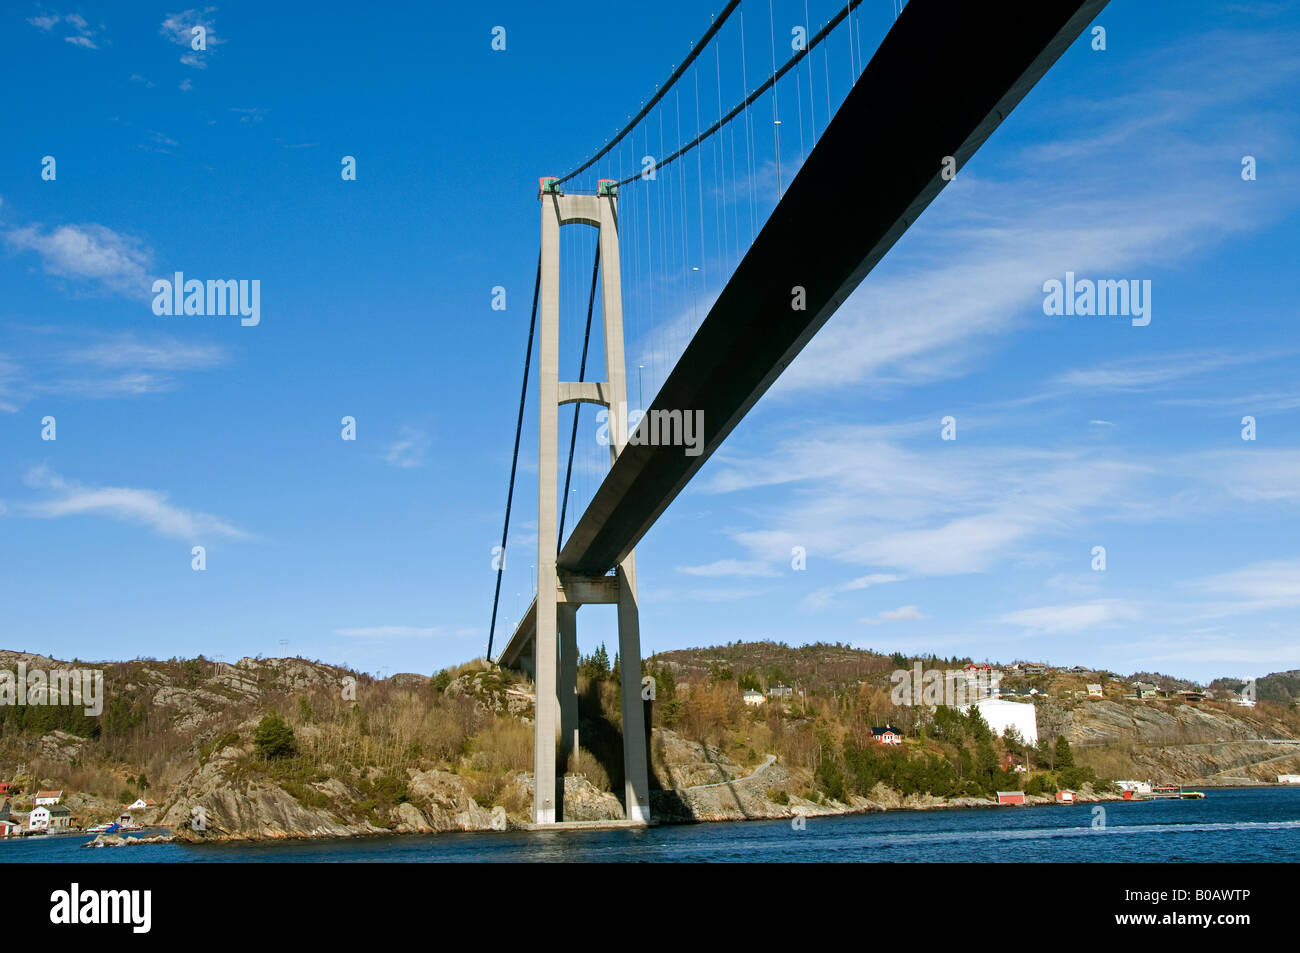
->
<box><xmin>4</xmin><ymin>787</ymin><xmax>1298</xmax><ymax>862</ymax></box>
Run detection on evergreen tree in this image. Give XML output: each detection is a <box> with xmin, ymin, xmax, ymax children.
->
<box><xmin>975</xmin><ymin>737</ymin><xmax>998</xmax><ymax>788</ymax></box>
<box><xmin>1036</xmin><ymin>736</ymin><xmax>1055</xmax><ymax>770</ymax></box>
<box><xmin>1003</xmin><ymin>725</ymin><xmax>1025</xmax><ymax>755</ymax></box>
<box><xmin>965</xmin><ymin>704</ymin><xmax>992</xmax><ymax>743</ymax></box>
<box><xmin>253</xmin><ymin>713</ymin><xmax>298</xmax><ymax>760</ymax></box>
<box><xmin>1055</xmin><ymin>734</ymin><xmax>1074</xmax><ymax>769</ymax></box>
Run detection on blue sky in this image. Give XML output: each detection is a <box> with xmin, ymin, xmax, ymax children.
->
<box><xmin>1</xmin><ymin>1</ymin><xmax>1297</xmax><ymax>683</ymax></box>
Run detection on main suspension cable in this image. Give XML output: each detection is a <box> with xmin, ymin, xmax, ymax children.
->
<box><xmin>554</xmin><ymin>0</ymin><xmax>742</xmax><ymax>189</ymax></box>
<box><xmin>487</xmin><ymin>257</ymin><xmax>541</xmax><ymax>662</ymax></box>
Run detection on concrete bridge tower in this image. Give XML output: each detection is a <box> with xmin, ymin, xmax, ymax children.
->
<box><xmin>527</xmin><ymin>176</ymin><xmax>650</xmax><ymax>826</ymax></box>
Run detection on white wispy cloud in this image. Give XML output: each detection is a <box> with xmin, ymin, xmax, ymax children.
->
<box><xmin>996</xmin><ymin>599</ymin><xmax>1142</xmax><ymax>634</ymax></box>
<box><xmin>862</xmin><ymin>604</ymin><xmax>929</xmax><ymax>625</ymax></box>
<box><xmin>333</xmin><ymin>626</ymin><xmax>441</xmax><ymax>639</ymax></box>
<box><xmin>68</xmin><ymin>335</ymin><xmax>227</xmax><ymax>371</ymax></box>
<box><xmin>27</xmin><ymin>11</ymin><xmax>103</xmax><ymax>48</ymax></box>
<box><xmin>1194</xmin><ymin>559</ymin><xmax>1300</xmax><ymax>615</ymax></box>
<box><xmin>161</xmin><ymin>8</ymin><xmax>224</xmax><ymax>68</ymax></box>
<box><xmin>1050</xmin><ymin>351</ymin><xmax>1267</xmax><ymax>393</ymax></box>
<box><xmin>384</xmin><ymin>427</ymin><xmax>431</xmax><ymax>469</ymax></box>
<box><xmin>676</xmin><ymin>558</ymin><xmax>777</xmax><ymax>578</ymax></box>
<box><xmin>704</xmin><ymin>434</ymin><xmax>1151</xmax><ymax>576</ymax></box>
<box><xmin>47</xmin><ymin>373</ymin><xmax>177</xmax><ymax>398</ymax></box>
<box><xmin>4</xmin><ymin>222</ymin><xmax>152</xmax><ymax>297</ymax></box>
<box><xmin>0</xmin><ymin>330</ymin><xmax>228</xmax><ymax>410</ymax></box>
<box><xmin>766</xmin><ymin>30</ymin><xmax>1299</xmax><ymax>398</ymax></box>
<box><xmin>803</xmin><ymin>572</ymin><xmax>905</xmax><ymax>611</ymax></box>
<box><xmin>1187</xmin><ymin>449</ymin><xmax>1300</xmax><ymax>504</ymax></box>
<box><xmin>19</xmin><ymin>466</ymin><xmax>246</xmax><ymax>540</ymax></box>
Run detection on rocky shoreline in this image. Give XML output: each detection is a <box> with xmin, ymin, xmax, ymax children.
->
<box><xmin>146</xmin><ymin>776</ymin><xmax>1125</xmax><ymax>846</ymax></box>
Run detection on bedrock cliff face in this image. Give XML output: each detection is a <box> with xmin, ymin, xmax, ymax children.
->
<box><xmin>1066</xmin><ymin>700</ymin><xmax>1300</xmax><ymax>783</ymax></box>
<box><xmin>162</xmin><ymin>744</ymin><xmax>625</xmax><ymax>841</ymax></box>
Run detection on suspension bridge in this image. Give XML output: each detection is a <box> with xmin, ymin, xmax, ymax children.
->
<box><xmin>487</xmin><ymin>0</ymin><xmax>1110</xmax><ymax>826</ymax></box>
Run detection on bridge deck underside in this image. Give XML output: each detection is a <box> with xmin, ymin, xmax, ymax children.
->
<box><xmin>501</xmin><ymin>0</ymin><xmax>1107</xmax><ymax>664</ymax></box>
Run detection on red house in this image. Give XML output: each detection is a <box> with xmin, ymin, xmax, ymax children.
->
<box><xmin>997</xmin><ymin>791</ymin><xmax>1026</xmax><ymax>805</ymax></box>
<box><xmin>1056</xmin><ymin>790</ymin><xmax>1075</xmax><ymax>804</ymax></box>
<box><xmin>871</xmin><ymin>726</ymin><xmax>902</xmax><ymax>745</ymax></box>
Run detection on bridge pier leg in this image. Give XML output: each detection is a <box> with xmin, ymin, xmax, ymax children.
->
<box><xmin>616</xmin><ymin>557</ymin><xmax>651</xmax><ymax>823</ymax></box>
<box><xmin>558</xmin><ymin>602</ymin><xmax>580</xmax><ymax>815</ymax></box>
<box><xmin>533</xmin><ymin>181</ymin><xmax>562</xmax><ymax>826</ymax></box>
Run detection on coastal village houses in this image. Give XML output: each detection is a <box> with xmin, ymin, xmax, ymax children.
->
<box><xmin>27</xmin><ymin>803</ymin><xmax>73</xmax><ymax>831</ymax></box>
<box><xmin>33</xmin><ymin>790</ymin><xmax>63</xmax><ymax>806</ymax></box>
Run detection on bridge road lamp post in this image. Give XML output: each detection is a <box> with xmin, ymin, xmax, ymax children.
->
<box><xmin>529</xmin><ymin>176</ymin><xmax>652</xmax><ymax>826</ymax></box>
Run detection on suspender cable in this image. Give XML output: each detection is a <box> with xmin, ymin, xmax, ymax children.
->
<box><xmin>487</xmin><ymin>257</ymin><xmax>541</xmax><ymax>662</ymax></box>
<box><xmin>614</xmin><ymin>0</ymin><xmax>865</xmax><ymax>188</ymax></box>
<box><xmin>558</xmin><ymin>244</ymin><xmax>601</xmax><ymax>554</ymax></box>
<box><xmin>553</xmin><ymin>0</ymin><xmax>742</xmax><ymax>189</ymax></box>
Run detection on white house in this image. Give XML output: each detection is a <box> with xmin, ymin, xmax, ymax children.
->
<box><xmin>742</xmin><ymin>690</ymin><xmax>764</xmax><ymax>707</ymax></box>
<box><xmin>33</xmin><ymin>790</ymin><xmax>63</xmax><ymax>806</ymax></box>
<box><xmin>960</xmin><ymin>698</ymin><xmax>1039</xmax><ymax>746</ymax></box>
<box><xmin>127</xmin><ymin>798</ymin><xmax>157</xmax><ymax>811</ymax></box>
<box><xmin>28</xmin><ymin>806</ymin><xmax>50</xmax><ymax>830</ymax></box>
<box><xmin>872</xmin><ymin>726</ymin><xmax>903</xmax><ymax>745</ymax></box>
<box><xmin>1116</xmin><ymin>780</ymin><xmax>1153</xmax><ymax>795</ymax></box>
<box><xmin>0</xmin><ymin>818</ymin><xmax>21</xmax><ymax>837</ymax></box>
<box><xmin>1278</xmin><ymin>775</ymin><xmax>1300</xmax><ymax>785</ymax></box>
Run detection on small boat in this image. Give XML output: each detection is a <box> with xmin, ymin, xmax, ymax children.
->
<box><xmin>86</xmin><ymin>822</ymin><xmax>120</xmax><ymax>834</ymax></box>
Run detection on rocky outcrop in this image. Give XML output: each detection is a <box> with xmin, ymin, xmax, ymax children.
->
<box><xmin>444</xmin><ymin>671</ymin><xmax>533</xmax><ymax>718</ymax></box>
<box><xmin>83</xmin><ymin>833</ymin><xmax>175</xmax><ymax>848</ymax></box>
<box><xmin>1068</xmin><ymin>699</ymin><xmax>1270</xmax><ymax>747</ymax></box>
<box><xmin>37</xmin><ymin>730</ymin><xmax>88</xmax><ymax>763</ymax></box>
<box><xmin>652</xmin><ymin>730</ymin><xmax>750</xmax><ymax>788</ymax></box>
<box><xmin>161</xmin><ymin>746</ymin><xmax>370</xmax><ymax>842</ymax></box>
<box><xmin>1068</xmin><ymin>699</ymin><xmax>1300</xmax><ymax>783</ymax></box>
<box><xmin>562</xmin><ymin>775</ymin><xmax>626</xmax><ymax>821</ymax></box>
